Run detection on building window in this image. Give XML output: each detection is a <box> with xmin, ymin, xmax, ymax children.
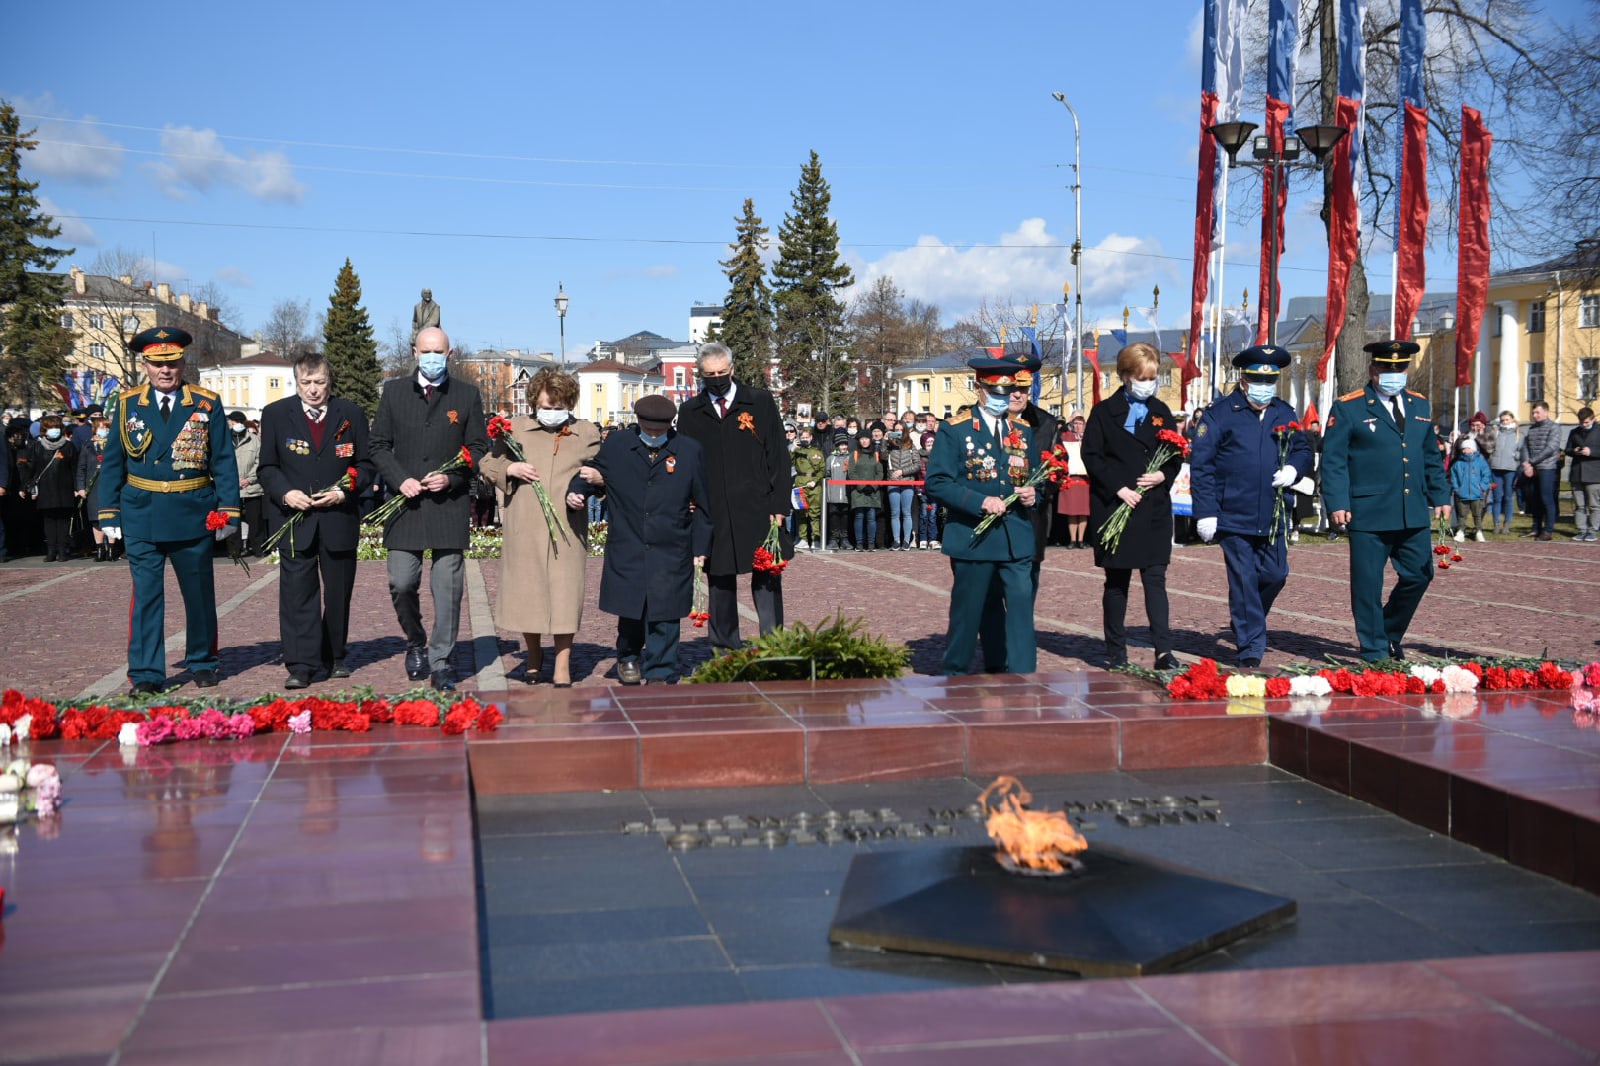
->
<box><xmin>1526</xmin><ymin>361</ymin><xmax>1544</xmax><ymax>404</ymax></box>
<box><xmin>942</xmin><ymin>405</ymin><xmax>952</xmax><ymax>419</ymax></box>
<box><xmin>942</xmin><ymin>376</ymin><xmax>952</xmax><ymax>392</ymax></box>
<box><xmin>89</xmin><ymin>313</ymin><xmax>105</xmax><ymax>330</ymax></box>
<box><xmin>269</xmin><ymin>378</ymin><xmax>281</xmax><ymax>390</ymax></box>
<box><xmin>673</xmin><ymin>368</ymin><xmax>684</xmax><ymax>386</ymax></box>
<box><xmin>123</xmin><ymin>315</ymin><xmax>140</xmax><ymax>332</ymax></box>
<box><xmin>1582</xmin><ymin>294</ymin><xmax>1600</xmax><ymax>329</ymax></box>
<box><xmin>89</xmin><ymin>342</ymin><xmax>106</xmax><ymax>360</ymax></box>
<box><xmin>919</xmin><ymin>379</ymin><xmax>929</xmax><ymax>393</ymax></box>
<box><xmin>1581</xmin><ymin>358</ymin><xmax>1599</xmax><ymax>401</ymax></box>
<box><xmin>60</xmin><ymin>312</ymin><xmax>74</xmax><ymax>329</ymax></box>
<box><xmin>1528</xmin><ymin>300</ymin><xmax>1546</xmax><ymax>333</ymax></box>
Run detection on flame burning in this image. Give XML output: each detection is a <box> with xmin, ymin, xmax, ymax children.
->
<box><xmin>978</xmin><ymin>775</ymin><xmax>1087</xmax><ymax>873</ymax></box>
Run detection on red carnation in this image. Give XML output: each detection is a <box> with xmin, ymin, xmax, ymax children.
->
<box><xmin>1405</xmin><ymin>675</ymin><xmax>1427</xmax><ymax>694</ymax></box>
<box><xmin>459</xmin><ymin>445</ymin><xmax>473</xmax><ymax>468</ymax></box>
<box><xmin>205</xmin><ymin>510</ymin><xmax>229</xmax><ymax>532</ymax></box>
<box><xmin>1264</xmin><ymin>677</ymin><xmax>1291</xmax><ymax>698</ymax></box>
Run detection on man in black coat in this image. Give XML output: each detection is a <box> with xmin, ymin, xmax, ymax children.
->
<box><xmin>676</xmin><ymin>342</ymin><xmax>792</xmax><ymax>650</ymax></box>
<box><xmin>591</xmin><ymin>396</ymin><xmax>712</xmax><ymax>684</ymax></box>
<box><xmin>256</xmin><ymin>353</ymin><xmax>375</xmax><ymax>688</ymax></box>
<box><xmin>370</xmin><ymin>326</ymin><xmax>489</xmax><ymax>691</ymax></box>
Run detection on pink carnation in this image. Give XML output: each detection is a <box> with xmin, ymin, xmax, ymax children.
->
<box><xmin>287</xmin><ymin>710</ymin><xmax>312</xmax><ymax>734</ymax></box>
<box><xmin>137</xmin><ymin>716</ymin><xmax>175</xmax><ymax>746</ymax></box>
<box><xmin>228</xmin><ymin>714</ymin><xmax>256</xmax><ymax>739</ymax></box>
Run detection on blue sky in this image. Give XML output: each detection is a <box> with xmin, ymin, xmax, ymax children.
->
<box><xmin>6</xmin><ymin>0</ymin><xmax>1579</xmax><ymax>358</ymax></box>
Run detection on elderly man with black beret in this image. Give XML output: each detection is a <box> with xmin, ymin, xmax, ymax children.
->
<box><xmin>591</xmin><ymin>395</ymin><xmax>712</xmax><ymax>684</ymax></box>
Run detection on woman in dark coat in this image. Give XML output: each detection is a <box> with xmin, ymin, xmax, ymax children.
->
<box><xmin>75</xmin><ymin>416</ymin><xmax>115</xmax><ymax>561</ymax></box>
<box><xmin>1082</xmin><ymin>343</ymin><xmax>1183</xmax><ymax>669</ymax></box>
<box><xmin>21</xmin><ymin>415</ymin><xmax>80</xmax><ymax>562</ymax></box>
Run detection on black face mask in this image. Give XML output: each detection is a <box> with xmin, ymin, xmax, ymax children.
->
<box><xmin>703</xmin><ymin>374</ymin><xmax>733</xmax><ymax>397</ymax></box>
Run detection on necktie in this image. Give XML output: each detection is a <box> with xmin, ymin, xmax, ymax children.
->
<box><xmin>424</xmin><ymin>385</ymin><xmax>435</xmax><ymax>402</ymax></box>
<box><xmin>1391</xmin><ymin>396</ymin><xmax>1404</xmax><ymax>427</ymax></box>
<box><xmin>159</xmin><ymin>396</ymin><xmax>172</xmax><ymax>421</ymax></box>
<box><xmin>307</xmin><ymin>407</ymin><xmax>323</xmax><ymax>423</ymax></box>
<box><xmin>716</xmin><ymin>397</ymin><xmax>727</xmax><ymax>419</ymax></box>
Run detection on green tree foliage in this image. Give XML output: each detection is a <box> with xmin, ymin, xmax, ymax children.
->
<box><xmin>772</xmin><ymin>151</ymin><xmax>854</xmax><ymax>412</ymax></box>
<box><xmin>322</xmin><ymin>258</ymin><xmax>382</xmax><ymax>416</ymax></box>
<box><xmin>717</xmin><ymin>198</ymin><xmax>774</xmax><ymax>385</ymax></box>
<box><xmin>0</xmin><ymin>101</ymin><xmax>75</xmax><ymax>409</ymax></box>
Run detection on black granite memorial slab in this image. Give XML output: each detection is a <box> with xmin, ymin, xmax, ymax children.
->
<box><xmin>828</xmin><ymin>844</ymin><xmax>1296</xmax><ymax>977</ymax></box>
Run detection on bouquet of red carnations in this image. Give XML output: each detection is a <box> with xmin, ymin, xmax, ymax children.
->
<box><xmin>1097</xmin><ymin>429</ymin><xmax>1191</xmax><ymax>555</ymax></box>
<box><xmin>1433</xmin><ymin>514</ymin><xmax>1465</xmax><ymax>570</ymax></box>
<box><xmin>205</xmin><ymin>510</ymin><xmax>250</xmax><ymax>576</ymax></box>
<box><xmin>257</xmin><ymin>466</ymin><xmax>360</xmax><ymax>558</ymax></box>
<box><xmin>972</xmin><ymin>443</ymin><xmax>1075</xmax><ymax>538</ymax></box>
<box><xmin>488</xmin><ymin>416</ymin><xmax>569</xmax><ymax>548</ymax></box>
<box><xmin>364</xmin><ymin>447</ymin><xmax>473</xmax><ymax>528</ymax></box>
<box><xmin>752</xmin><ymin>517</ymin><xmax>789</xmax><ymax>574</ymax></box>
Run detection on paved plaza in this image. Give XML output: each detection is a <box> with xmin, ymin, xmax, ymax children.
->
<box><xmin>1</xmin><ymin>530</ymin><xmax>1597</xmax><ymax>699</ymax></box>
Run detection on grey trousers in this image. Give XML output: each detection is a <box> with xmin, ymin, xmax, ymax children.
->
<box><xmin>387</xmin><ymin>548</ymin><xmax>465</xmax><ymax>671</ymax></box>
<box><xmin>1574</xmin><ymin>482</ymin><xmax>1600</xmax><ymax>533</ymax></box>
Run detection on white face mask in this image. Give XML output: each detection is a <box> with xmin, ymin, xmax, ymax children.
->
<box><xmin>535</xmin><ymin>409</ymin><xmax>569</xmax><ymax>428</ymax></box>
<box><xmin>1376</xmin><ymin>373</ymin><xmax>1408</xmax><ymax>397</ymax></box>
<box><xmin>1127</xmin><ymin>378</ymin><xmax>1158</xmax><ymax>401</ymax></box>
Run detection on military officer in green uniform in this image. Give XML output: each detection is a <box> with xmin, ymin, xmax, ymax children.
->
<box><xmin>1320</xmin><ymin>339</ymin><xmax>1451</xmax><ymax>662</ymax></box>
<box><xmin>98</xmin><ymin>327</ymin><xmax>240</xmax><ymax>694</ymax></box>
<box><xmin>790</xmin><ymin>426</ymin><xmax>826</xmax><ymax>550</ymax></box>
<box><xmin>924</xmin><ymin>352</ymin><xmax>1037</xmax><ymax>675</ymax></box>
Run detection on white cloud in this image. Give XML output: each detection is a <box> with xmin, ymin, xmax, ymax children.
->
<box><xmin>149</xmin><ymin>127</ymin><xmax>305</xmax><ymax>204</ymax></box>
<box><xmin>215</xmin><ymin>265</ymin><xmax>255</xmax><ymax>288</ymax></box>
<box><xmin>847</xmin><ymin>218</ymin><xmax>1178</xmax><ymax>324</ymax></box>
<box><xmin>10</xmin><ymin>92</ymin><xmax>124</xmax><ymax>184</ymax></box>
<box><xmin>38</xmin><ymin>196</ymin><xmax>97</xmax><ymax>247</ymax></box>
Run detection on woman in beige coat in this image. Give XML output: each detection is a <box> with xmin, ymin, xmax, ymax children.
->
<box><xmin>480</xmin><ymin>368</ymin><xmax>600</xmax><ymax>686</ymax></box>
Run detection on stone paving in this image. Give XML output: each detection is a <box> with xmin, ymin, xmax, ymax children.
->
<box><xmin>1</xmin><ymin>526</ymin><xmax>1597</xmax><ymax>700</ymax></box>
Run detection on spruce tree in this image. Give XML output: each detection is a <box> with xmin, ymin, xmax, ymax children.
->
<box><xmin>772</xmin><ymin>150</ymin><xmax>854</xmax><ymax>413</ymax></box>
<box><xmin>717</xmin><ymin>198</ymin><xmax>774</xmax><ymax>385</ymax></box>
<box><xmin>0</xmin><ymin>101</ymin><xmax>75</xmax><ymax>409</ymax></box>
<box><xmin>321</xmin><ymin>258</ymin><xmax>382</xmax><ymax>416</ymax></box>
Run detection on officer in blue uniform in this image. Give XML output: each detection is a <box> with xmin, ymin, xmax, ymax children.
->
<box><xmin>98</xmin><ymin>327</ymin><xmax>240</xmax><ymax>694</ymax></box>
<box><xmin>925</xmin><ymin>352</ymin><xmax>1037</xmax><ymax>675</ymax></box>
<box><xmin>1320</xmin><ymin>339</ymin><xmax>1451</xmax><ymax>662</ymax></box>
<box><xmin>1189</xmin><ymin>345</ymin><xmax>1314</xmax><ymax>667</ymax></box>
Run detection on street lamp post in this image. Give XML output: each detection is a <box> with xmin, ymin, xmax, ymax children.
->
<box><xmin>1208</xmin><ymin>121</ymin><xmax>1346</xmax><ymax>346</ymax></box>
<box><xmin>554</xmin><ymin>283</ymin><xmax>569</xmax><ymax>369</ymax></box>
<box><xmin>1051</xmin><ymin>92</ymin><xmax>1084</xmax><ymax>413</ymax></box>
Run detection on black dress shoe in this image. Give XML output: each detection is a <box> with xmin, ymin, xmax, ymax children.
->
<box><xmin>1388</xmin><ymin>643</ymin><xmax>1406</xmax><ymax>661</ymax></box>
<box><xmin>430</xmin><ymin>668</ymin><xmax>456</xmax><ymax>692</ymax></box>
<box><xmin>193</xmin><ymin>670</ymin><xmax>220</xmax><ymax>689</ymax></box>
<box><xmin>1153</xmin><ymin>653</ymin><xmax>1181</xmax><ymax>671</ymax></box>
<box><xmin>404</xmin><ymin>644</ymin><xmax>429</xmax><ymax>681</ymax></box>
<box><xmin>284</xmin><ymin>672</ymin><xmax>312</xmax><ymax>690</ymax></box>
<box><xmin>130</xmin><ymin>681</ymin><xmax>163</xmax><ymax>696</ymax></box>
<box><xmin>616</xmin><ymin>660</ymin><xmax>642</xmax><ymax>685</ymax></box>
<box><xmin>328</xmin><ymin>661</ymin><xmax>352</xmax><ymax>679</ymax></box>
<box><xmin>1237</xmin><ymin>658</ymin><xmax>1261</xmax><ymax>669</ymax></box>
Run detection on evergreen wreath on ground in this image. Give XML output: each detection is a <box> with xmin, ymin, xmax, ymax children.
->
<box><xmin>688</xmin><ymin>612</ymin><xmax>910</xmax><ymax>684</ymax></box>
<box><xmin>0</xmin><ymin>685</ymin><xmax>503</xmax><ymax>746</ymax></box>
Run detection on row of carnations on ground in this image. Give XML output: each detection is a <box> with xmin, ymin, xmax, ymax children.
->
<box><xmin>0</xmin><ymin>689</ymin><xmax>504</xmax><ymax>746</ymax></box>
<box><xmin>1162</xmin><ymin>657</ymin><xmax>1600</xmax><ymax>704</ymax></box>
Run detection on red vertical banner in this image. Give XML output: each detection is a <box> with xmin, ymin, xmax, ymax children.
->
<box><xmin>1084</xmin><ymin>346</ymin><xmax>1102</xmax><ymax>406</ymax></box>
<box><xmin>1393</xmin><ymin>101</ymin><xmax>1430</xmax><ymax>340</ymax></box>
<box><xmin>1455</xmin><ymin>106</ymin><xmax>1492</xmax><ymax>387</ymax></box>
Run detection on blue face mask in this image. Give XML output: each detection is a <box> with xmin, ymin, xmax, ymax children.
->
<box><xmin>639</xmin><ymin>431</ymin><xmax>668</xmax><ymax>447</ymax></box>
<box><xmin>1376</xmin><ymin>372</ymin><xmax>1407</xmax><ymax>396</ymax></box>
<box><xmin>982</xmin><ymin>391</ymin><xmax>1009</xmax><ymax>415</ymax></box>
<box><xmin>418</xmin><ymin>353</ymin><xmax>448</xmax><ymax>381</ymax></box>
<box><xmin>46</xmin><ymin>428</ymin><xmax>62</xmax><ymax>440</ymax></box>
<box><xmin>1246</xmin><ymin>384</ymin><xmax>1277</xmax><ymax>407</ymax></box>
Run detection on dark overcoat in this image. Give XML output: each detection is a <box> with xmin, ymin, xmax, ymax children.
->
<box><xmin>1017</xmin><ymin>401</ymin><xmax>1061</xmax><ymax>562</ymax></box>
<box><xmin>593</xmin><ymin>429</ymin><xmax>713</xmax><ymax>621</ymax></box>
<box><xmin>1320</xmin><ymin>384</ymin><xmax>1449</xmax><ymax>531</ymax></box>
<box><xmin>924</xmin><ymin>413</ymin><xmax>1035</xmax><ymax>562</ymax></box>
<box><xmin>369</xmin><ymin>375</ymin><xmax>488</xmax><ymax>551</ymax></box>
<box><xmin>22</xmin><ymin>439</ymin><xmax>78</xmax><ymax>509</ymax></box>
<box><xmin>75</xmin><ymin>438</ymin><xmax>108</xmax><ymax>517</ymax></box>
<box><xmin>1188</xmin><ymin>391</ymin><xmax>1314</xmax><ymax>537</ymax></box>
<box><xmin>256</xmin><ymin>396</ymin><xmax>374</xmax><ymax>553</ymax></box>
<box><xmin>1082</xmin><ymin>387</ymin><xmax>1182</xmax><ymax>570</ymax></box>
<box><xmin>676</xmin><ymin>384</ymin><xmax>791</xmax><ymax>575</ymax></box>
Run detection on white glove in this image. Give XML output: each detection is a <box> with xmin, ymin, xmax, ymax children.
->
<box><xmin>1197</xmin><ymin>517</ymin><xmax>1218</xmax><ymax>542</ymax></box>
<box><xmin>214</xmin><ymin>523</ymin><xmax>236</xmax><ymax>542</ymax></box>
<box><xmin>1271</xmin><ymin>465</ymin><xmax>1297</xmax><ymax>488</ymax></box>
<box><xmin>103</xmin><ymin>526</ymin><xmax>122</xmax><ymax>542</ymax></box>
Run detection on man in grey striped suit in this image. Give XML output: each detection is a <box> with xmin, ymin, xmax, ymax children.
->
<box><xmin>370</xmin><ymin>326</ymin><xmax>489</xmax><ymax>691</ymax></box>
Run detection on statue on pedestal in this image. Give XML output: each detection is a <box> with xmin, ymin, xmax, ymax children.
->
<box><xmin>411</xmin><ymin>288</ymin><xmax>441</xmax><ymax>344</ymax></box>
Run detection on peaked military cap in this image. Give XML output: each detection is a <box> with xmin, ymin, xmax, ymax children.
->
<box><xmin>130</xmin><ymin>326</ymin><xmax>193</xmax><ymax>362</ymax></box>
<box><xmin>1232</xmin><ymin>344</ymin><xmax>1292</xmax><ymax>375</ymax></box>
<box><xmin>1364</xmin><ymin>338</ymin><xmax>1421</xmax><ymax>366</ymax></box>
<box><xmin>968</xmin><ymin>350</ymin><xmax>1035</xmax><ymax>387</ymax></box>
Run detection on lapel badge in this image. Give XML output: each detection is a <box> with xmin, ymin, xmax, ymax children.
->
<box><xmin>666</xmin><ymin>455</ymin><xmax>677</xmax><ymax>474</ymax></box>
<box><xmin>447</xmin><ymin>410</ymin><xmax>459</xmax><ymax>424</ymax></box>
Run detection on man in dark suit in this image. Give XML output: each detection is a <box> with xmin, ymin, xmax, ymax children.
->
<box><xmin>591</xmin><ymin>395</ymin><xmax>713</xmax><ymax>684</ymax></box>
<box><xmin>370</xmin><ymin>326</ymin><xmax>489</xmax><ymax>691</ymax></box>
<box><xmin>676</xmin><ymin>342</ymin><xmax>791</xmax><ymax>651</ymax></box>
<box><xmin>925</xmin><ymin>352</ymin><xmax>1038</xmax><ymax>675</ymax></box>
<box><xmin>256</xmin><ymin>353</ymin><xmax>374</xmax><ymax>689</ymax></box>
<box><xmin>97</xmin><ymin>327</ymin><xmax>240</xmax><ymax>694</ymax></box>
<box><xmin>1321</xmin><ymin>339</ymin><xmax>1451</xmax><ymax>662</ymax></box>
